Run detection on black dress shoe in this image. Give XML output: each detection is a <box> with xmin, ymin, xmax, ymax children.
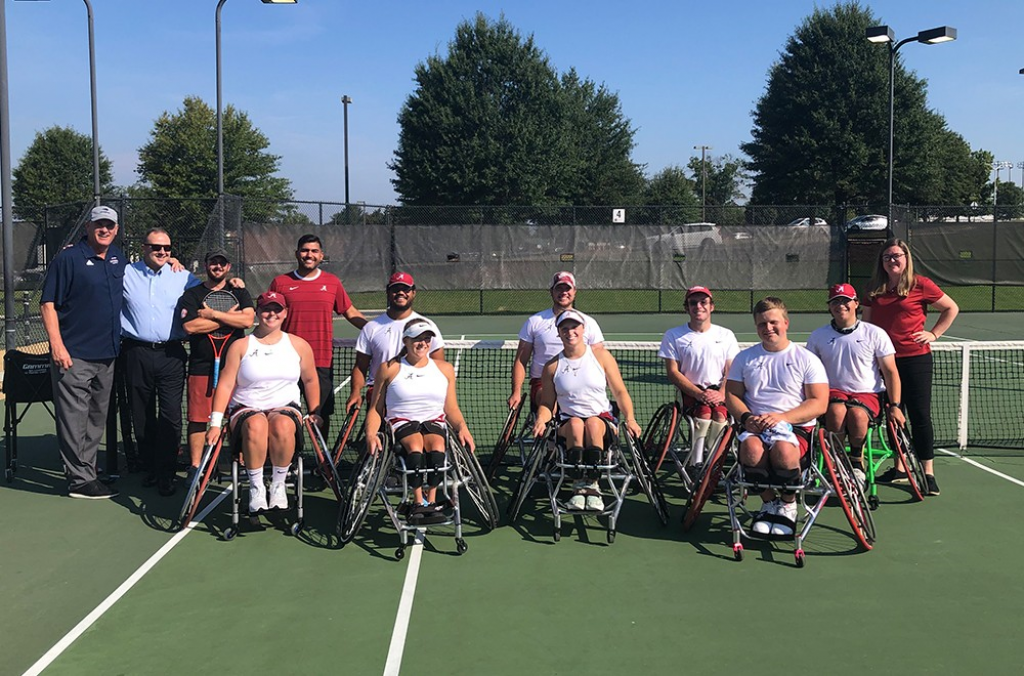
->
<box><xmin>142</xmin><ymin>473</ymin><xmax>158</xmax><ymax>488</ymax></box>
<box><xmin>157</xmin><ymin>477</ymin><xmax>176</xmax><ymax>497</ymax></box>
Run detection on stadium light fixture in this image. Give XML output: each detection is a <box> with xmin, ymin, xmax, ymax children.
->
<box><xmin>867</xmin><ymin>24</ymin><xmax>957</xmax><ymax>229</ymax></box>
<box><xmin>216</xmin><ymin>0</ymin><xmax>298</xmax><ymax>199</ymax></box>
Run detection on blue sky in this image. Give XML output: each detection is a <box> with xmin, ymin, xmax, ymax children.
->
<box><xmin>6</xmin><ymin>0</ymin><xmax>1024</xmax><ymax>206</ymax></box>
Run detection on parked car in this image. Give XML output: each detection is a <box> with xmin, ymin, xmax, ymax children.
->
<box><xmin>845</xmin><ymin>214</ymin><xmax>888</xmax><ymax>232</ymax></box>
<box><xmin>646</xmin><ymin>222</ymin><xmax>722</xmax><ymax>252</ymax></box>
<box><xmin>786</xmin><ymin>217</ymin><xmax>829</xmax><ymax>227</ymax></box>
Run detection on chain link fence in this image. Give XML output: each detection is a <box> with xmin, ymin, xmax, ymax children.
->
<box><xmin>5</xmin><ymin>197</ymin><xmax>1023</xmax><ymax>350</ymax></box>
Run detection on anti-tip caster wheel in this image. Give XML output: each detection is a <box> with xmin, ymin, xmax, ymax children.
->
<box><xmin>733</xmin><ymin>543</ymin><xmax>744</xmax><ymax>561</ymax></box>
<box><xmin>290</xmin><ymin>521</ymin><xmax>304</xmax><ymax>536</ymax></box>
<box><xmin>553</xmin><ymin>528</ymin><xmax>561</xmax><ymax>542</ymax></box>
<box><xmin>395</xmin><ymin>547</ymin><xmax>405</xmax><ymax>560</ymax></box>
<box><xmin>455</xmin><ymin>538</ymin><xmax>468</xmax><ymax>555</ymax></box>
<box><xmin>794</xmin><ymin>549</ymin><xmax>806</xmax><ymax>568</ymax></box>
<box><xmin>868</xmin><ymin>495</ymin><xmax>880</xmax><ymax>511</ymax></box>
<box><xmin>224</xmin><ymin>528</ymin><xmax>237</xmax><ymax>541</ymax></box>
<box><xmin>606</xmin><ymin>529</ymin><xmax>616</xmax><ymax>544</ymax></box>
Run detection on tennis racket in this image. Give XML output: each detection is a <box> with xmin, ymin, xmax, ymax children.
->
<box><xmin>204</xmin><ymin>289</ymin><xmax>238</xmax><ymax>389</ymax></box>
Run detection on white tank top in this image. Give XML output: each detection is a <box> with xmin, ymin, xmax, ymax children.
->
<box><xmin>230</xmin><ymin>333</ymin><xmax>302</xmax><ymax>410</ymax></box>
<box><xmin>385</xmin><ymin>357</ymin><xmax>449</xmax><ymax>425</ymax></box>
<box><xmin>552</xmin><ymin>346</ymin><xmax>611</xmax><ymax>418</ymax></box>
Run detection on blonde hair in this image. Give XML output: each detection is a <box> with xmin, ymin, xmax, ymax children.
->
<box><xmin>868</xmin><ymin>237</ymin><xmax>915</xmax><ymax>299</ymax></box>
<box><xmin>753</xmin><ymin>296</ymin><xmax>788</xmax><ymax>319</ymax></box>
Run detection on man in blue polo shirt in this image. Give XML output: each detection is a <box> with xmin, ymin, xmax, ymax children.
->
<box><xmin>121</xmin><ymin>228</ymin><xmax>201</xmax><ymax>496</ymax></box>
<box><xmin>41</xmin><ymin>205</ymin><xmax>125</xmax><ymax>499</ymax></box>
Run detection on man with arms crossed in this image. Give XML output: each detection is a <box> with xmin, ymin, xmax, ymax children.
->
<box><xmin>508</xmin><ymin>271</ymin><xmax>604</xmax><ymax>412</ymax></box>
<box><xmin>41</xmin><ymin>205</ymin><xmax>125</xmax><ymax>499</ymax></box>
<box><xmin>806</xmin><ymin>283</ymin><xmax>904</xmax><ymax>488</ymax></box>
<box><xmin>658</xmin><ymin>286</ymin><xmax>739</xmax><ymax>468</ymax></box>
<box><xmin>726</xmin><ymin>297</ymin><xmax>829</xmax><ymax>537</ymax></box>
<box><xmin>269</xmin><ymin>234</ymin><xmax>367</xmax><ymax>431</ymax></box>
<box><xmin>179</xmin><ymin>248</ymin><xmax>255</xmax><ymax>482</ymax></box>
<box><xmin>345</xmin><ymin>272</ymin><xmax>444</xmax><ymax>414</ymax></box>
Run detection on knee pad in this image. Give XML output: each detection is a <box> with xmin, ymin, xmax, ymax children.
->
<box><xmin>693</xmin><ymin>417</ymin><xmax>712</xmax><ymax>439</ymax></box>
<box><xmin>566</xmin><ymin>446</ymin><xmax>584</xmax><ymax>465</ymax></box>
<box><xmin>743</xmin><ymin>466</ymin><xmax>769</xmax><ymax>486</ymax></box>
<box><xmin>583</xmin><ymin>446</ymin><xmax>603</xmax><ymax>466</ymax></box>
<box><xmin>425</xmin><ymin>451</ymin><xmax>445</xmax><ymax>487</ymax></box>
<box><xmin>405</xmin><ymin>451</ymin><xmax>424</xmax><ymax>488</ymax></box>
<box><xmin>769</xmin><ymin>467</ymin><xmax>801</xmax><ymax>494</ymax></box>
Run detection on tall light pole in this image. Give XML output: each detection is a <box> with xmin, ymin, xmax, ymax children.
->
<box><xmin>1</xmin><ymin>1</ymin><xmax>15</xmax><ymax>350</ymax></box>
<box><xmin>867</xmin><ymin>24</ymin><xmax>956</xmax><ymax>229</ymax></box>
<box><xmin>341</xmin><ymin>94</ymin><xmax>352</xmax><ymax>221</ymax></box>
<box><xmin>1017</xmin><ymin>161</ymin><xmax>1024</xmax><ymax>192</ymax></box>
<box><xmin>993</xmin><ymin>160</ymin><xmax>1013</xmax><ymax>213</ymax></box>
<box><xmin>694</xmin><ymin>144</ymin><xmax>710</xmax><ymax>222</ymax></box>
<box><xmin>216</xmin><ymin>0</ymin><xmax>297</xmax><ymax>200</ymax></box>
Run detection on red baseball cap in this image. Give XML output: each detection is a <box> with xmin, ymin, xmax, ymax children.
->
<box><xmin>550</xmin><ymin>271</ymin><xmax>576</xmax><ymax>289</ymax></box>
<box><xmin>828</xmin><ymin>283</ymin><xmax>858</xmax><ymax>302</ymax></box>
<box><xmin>256</xmin><ymin>291</ymin><xmax>288</xmax><ymax>309</ymax></box>
<box><xmin>388</xmin><ymin>271</ymin><xmax>415</xmax><ymax>288</ymax></box>
<box><xmin>684</xmin><ymin>286</ymin><xmax>713</xmax><ymax>301</ymax></box>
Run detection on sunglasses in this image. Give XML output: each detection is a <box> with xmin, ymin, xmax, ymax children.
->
<box><xmin>145</xmin><ymin>243</ymin><xmax>172</xmax><ymax>252</ymax></box>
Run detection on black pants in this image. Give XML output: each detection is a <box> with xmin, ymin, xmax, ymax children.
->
<box><xmin>895</xmin><ymin>352</ymin><xmax>934</xmax><ymax>462</ymax></box>
<box><xmin>122</xmin><ymin>340</ymin><xmax>186</xmax><ymax>479</ymax></box>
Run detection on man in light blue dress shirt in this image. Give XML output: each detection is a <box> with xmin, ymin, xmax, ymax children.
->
<box><xmin>121</xmin><ymin>228</ymin><xmax>201</xmax><ymax>496</ymax></box>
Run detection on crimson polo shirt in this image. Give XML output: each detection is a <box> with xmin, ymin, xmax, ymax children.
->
<box><xmin>268</xmin><ymin>269</ymin><xmax>352</xmax><ymax>368</ymax></box>
<box><xmin>861</xmin><ymin>276</ymin><xmax>944</xmax><ymax>358</ymax></box>
<box><xmin>41</xmin><ymin>238</ymin><xmax>126</xmax><ymax>360</ymax></box>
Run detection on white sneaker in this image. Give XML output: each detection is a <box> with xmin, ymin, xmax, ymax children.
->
<box><xmin>585</xmin><ymin>493</ymin><xmax>605</xmax><ymax>512</ymax></box>
<box><xmin>567</xmin><ymin>493</ymin><xmax>586</xmax><ymax>510</ymax></box>
<box><xmin>852</xmin><ymin>468</ymin><xmax>867</xmax><ymax>492</ymax></box>
<box><xmin>752</xmin><ymin>500</ymin><xmax>777</xmax><ymax>535</ymax></box>
<box><xmin>248</xmin><ymin>482</ymin><xmax>268</xmax><ymax>514</ymax></box>
<box><xmin>771</xmin><ymin>500</ymin><xmax>798</xmax><ymax>536</ymax></box>
<box><xmin>268</xmin><ymin>482</ymin><xmax>288</xmax><ymax>511</ymax></box>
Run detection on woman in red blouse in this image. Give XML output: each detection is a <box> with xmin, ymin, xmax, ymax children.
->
<box><xmin>861</xmin><ymin>238</ymin><xmax>959</xmax><ymax>496</ymax></box>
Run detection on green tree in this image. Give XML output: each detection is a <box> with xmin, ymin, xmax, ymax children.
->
<box><xmin>137</xmin><ymin>96</ymin><xmax>291</xmax><ymax>204</ymax></box>
<box><xmin>12</xmin><ymin>125</ymin><xmax>113</xmax><ymax>219</ymax></box>
<box><xmin>742</xmin><ymin>3</ymin><xmax>985</xmax><ymax>207</ymax></box>
<box><xmin>687</xmin><ymin>153</ymin><xmax>747</xmax><ymax>206</ymax></box>
<box><xmin>390</xmin><ymin>13</ymin><xmax>642</xmax><ymax>207</ymax></box>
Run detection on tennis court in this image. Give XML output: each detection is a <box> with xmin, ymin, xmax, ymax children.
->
<box><xmin>4</xmin><ymin>310</ymin><xmax>1024</xmax><ymax>675</ymax></box>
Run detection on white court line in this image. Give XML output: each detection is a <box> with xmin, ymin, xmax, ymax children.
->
<box><xmin>334</xmin><ymin>375</ymin><xmax>352</xmax><ymax>396</ymax></box>
<box><xmin>941</xmin><ymin>334</ymin><xmax>974</xmax><ymax>342</ymax></box>
<box><xmin>937</xmin><ymin>448</ymin><xmax>1024</xmax><ymax>488</ymax></box>
<box><xmin>382</xmin><ymin>530</ymin><xmax>426</xmax><ymax>676</ymax></box>
<box><xmin>22</xmin><ymin>486</ymin><xmax>233</xmax><ymax>676</ymax></box>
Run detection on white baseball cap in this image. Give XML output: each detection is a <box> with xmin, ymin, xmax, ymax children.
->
<box><xmin>90</xmin><ymin>205</ymin><xmax>118</xmax><ymax>225</ymax></box>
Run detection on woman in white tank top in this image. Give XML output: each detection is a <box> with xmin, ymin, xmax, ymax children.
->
<box><xmin>364</xmin><ymin>318</ymin><xmax>474</xmax><ymax>513</ymax></box>
<box><xmin>205</xmin><ymin>291</ymin><xmax>320</xmax><ymax>515</ymax></box>
<box><xmin>530</xmin><ymin>310</ymin><xmax>643</xmax><ymax>511</ymax></box>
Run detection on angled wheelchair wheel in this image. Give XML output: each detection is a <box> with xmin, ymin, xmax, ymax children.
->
<box><xmin>176</xmin><ymin>438</ymin><xmax>223</xmax><ymax>531</ymax></box>
<box><xmin>332</xmin><ymin>405</ymin><xmax>362</xmax><ymax>467</ymax></box>
<box><xmin>306</xmin><ymin>417</ymin><xmax>346</xmax><ymax>502</ymax></box>
<box><xmin>338</xmin><ymin>437</ymin><xmax>392</xmax><ymax>544</ymax></box>
<box><xmin>682</xmin><ymin>425</ymin><xmax>732</xmax><ymax>532</ymax></box>
<box><xmin>508</xmin><ymin>431</ymin><xmax>550</xmax><ymax>523</ymax></box>
<box><xmin>887</xmin><ymin>420</ymin><xmax>926</xmax><ymax>502</ymax></box>
<box><xmin>820</xmin><ymin>430</ymin><xmax>876</xmax><ymax>551</ymax></box>
<box><xmin>641</xmin><ymin>403</ymin><xmax>678</xmax><ymax>473</ymax></box>
<box><xmin>624</xmin><ymin>430</ymin><xmax>670</xmax><ymax>526</ymax></box>
<box><xmin>487</xmin><ymin>400</ymin><xmax>523</xmax><ymax>480</ymax></box>
<box><xmin>452</xmin><ymin>442</ymin><xmax>500</xmax><ymax>530</ymax></box>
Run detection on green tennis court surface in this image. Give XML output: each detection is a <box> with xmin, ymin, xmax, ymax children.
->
<box><xmin>3</xmin><ymin>405</ymin><xmax>1024</xmax><ymax>675</ymax></box>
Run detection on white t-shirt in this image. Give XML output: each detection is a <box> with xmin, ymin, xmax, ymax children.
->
<box><xmin>552</xmin><ymin>346</ymin><xmax>611</xmax><ymax>419</ymax></box>
<box><xmin>385</xmin><ymin>357</ymin><xmax>448</xmax><ymax>426</ymax></box>
<box><xmin>727</xmin><ymin>342</ymin><xmax>828</xmax><ymax>427</ymax></box>
<box><xmin>230</xmin><ymin>333</ymin><xmax>302</xmax><ymax>411</ymax></box>
<box><xmin>806</xmin><ymin>321</ymin><xmax>895</xmax><ymax>393</ymax></box>
<box><xmin>519</xmin><ymin>308</ymin><xmax>605</xmax><ymax>379</ymax></box>
<box><xmin>355</xmin><ymin>311</ymin><xmax>444</xmax><ymax>386</ymax></box>
<box><xmin>658</xmin><ymin>323</ymin><xmax>740</xmax><ymax>388</ymax></box>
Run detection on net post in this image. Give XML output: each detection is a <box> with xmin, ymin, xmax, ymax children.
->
<box><xmin>957</xmin><ymin>344</ymin><xmax>970</xmax><ymax>451</ymax></box>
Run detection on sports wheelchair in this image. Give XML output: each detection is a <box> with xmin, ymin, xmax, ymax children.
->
<box><xmin>861</xmin><ymin>415</ymin><xmax>928</xmax><ymax>507</ymax></box>
<box><xmin>507</xmin><ymin>417</ymin><xmax>669</xmax><ymax>543</ymax></box>
<box><xmin>176</xmin><ymin>412</ymin><xmax>345</xmax><ymax>539</ymax></box>
<box><xmin>486</xmin><ymin>399</ymin><xmax>539</xmax><ymax>479</ymax></box>
<box><xmin>682</xmin><ymin>424</ymin><xmax>875</xmax><ymax>567</ymax></box>
<box><xmin>642</xmin><ymin>401</ymin><xmax>732</xmax><ymax>493</ymax></box>
<box><xmin>338</xmin><ymin>423</ymin><xmax>499</xmax><ymax>558</ymax></box>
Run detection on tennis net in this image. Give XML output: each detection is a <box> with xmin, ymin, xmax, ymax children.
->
<box><xmin>331</xmin><ymin>339</ymin><xmax>1024</xmax><ymax>453</ymax></box>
